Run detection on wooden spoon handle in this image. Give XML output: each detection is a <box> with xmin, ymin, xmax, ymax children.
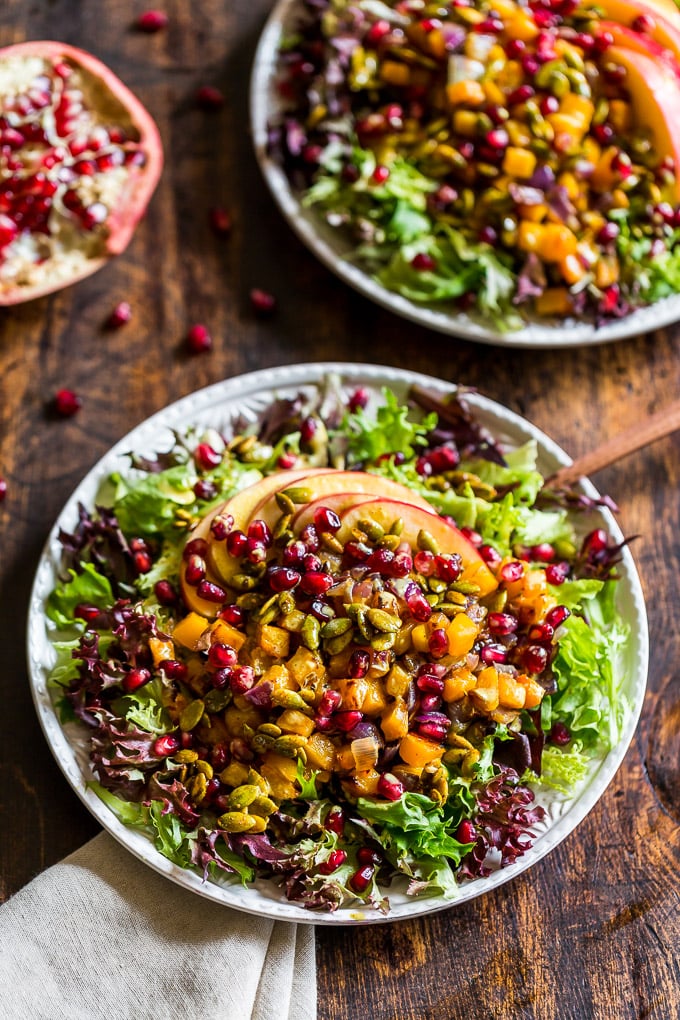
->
<box><xmin>546</xmin><ymin>400</ymin><xmax>680</xmax><ymax>490</ymax></box>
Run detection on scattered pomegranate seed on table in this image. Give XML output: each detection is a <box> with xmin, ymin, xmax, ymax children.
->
<box><xmin>250</xmin><ymin>288</ymin><xmax>276</xmax><ymax>316</ymax></box>
<box><xmin>106</xmin><ymin>301</ymin><xmax>132</xmax><ymax>329</ymax></box>
<box><xmin>53</xmin><ymin>389</ymin><xmax>82</xmax><ymax>417</ymax></box>
<box><xmin>136</xmin><ymin>10</ymin><xmax>168</xmax><ymax>32</ymax></box>
<box><xmin>186</xmin><ymin>323</ymin><xmax>212</xmax><ymax>354</ymax></box>
<box><xmin>209</xmin><ymin>207</ymin><xmax>232</xmax><ymax>235</ymax></box>
<box><xmin>0</xmin><ymin>477</ymin><xmax>6</xmax><ymax>502</ymax></box>
<box><xmin>196</xmin><ymin>86</ymin><xmax>225</xmax><ymax>110</ymax></box>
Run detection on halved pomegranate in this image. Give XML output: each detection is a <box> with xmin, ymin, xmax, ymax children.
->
<box><xmin>0</xmin><ymin>41</ymin><xmax>163</xmax><ymax>305</ymax></box>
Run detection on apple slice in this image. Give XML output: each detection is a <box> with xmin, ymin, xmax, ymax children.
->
<box><xmin>609</xmin><ymin>45</ymin><xmax>680</xmax><ymax>200</ymax></box>
<box><xmin>596</xmin><ymin>0</ymin><xmax>680</xmax><ymax>62</ymax></box>
<box><xmin>179</xmin><ymin>514</ymin><xmax>226</xmax><ymax>618</ymax></box>
<box><xmin>339</xmin><ymin>499</ymin><xmax>498</xmax><ymax>596</ymax></box>
<box><xmin>601</xmin><ymin>20</ymin><xmax>680</xmax><ymax>77</ymax></box>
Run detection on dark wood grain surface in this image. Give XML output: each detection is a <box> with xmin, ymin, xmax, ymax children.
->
<box><xmin>1</xmin><ymin>3</ymin><xmax>679</xmax><ymax>1018</ymax></box>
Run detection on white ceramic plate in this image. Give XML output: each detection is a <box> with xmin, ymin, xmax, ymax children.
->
<box><xmin>27</xmin><ymin>363</ymin><xmax>648</xmax><ymax>924</ymax></box>
<box><xmin>250</xmin><ymin>0</ymin><xmax>680</xmax><ymax>349</ymax></box>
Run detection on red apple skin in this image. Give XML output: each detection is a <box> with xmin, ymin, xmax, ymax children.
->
<box><xmin>0</xmin><ymin>41</ymin><xmax>163</xmax><ymax>306</ymax></box>
<box><xmin>609</xmin><ymin>45</ymin><xmax>680</xmax><ymax>200</ymax></box>
<box><xmin>338</xmin><ymin>498</ymin><xmax>498</xmax><ymax>596</ymax></box>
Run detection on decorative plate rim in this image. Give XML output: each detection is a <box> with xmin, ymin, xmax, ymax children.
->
<box><xmin>249</xmin><ymin>0</ymin><xmax>680</xmax><ymax>350</ymax></box>
<box><xmin>27</xmin><ymin>362</ymin><xmax>649</xmax><ymax>925</ymax></box>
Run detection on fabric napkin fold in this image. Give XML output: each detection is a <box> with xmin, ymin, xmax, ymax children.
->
<box><xmin>0</xmin><ymin>832</ymin><xmax>316</xmax><ymax>1020</ymax></box>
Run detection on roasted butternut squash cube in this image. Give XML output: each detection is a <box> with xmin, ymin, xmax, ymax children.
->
<box><xmin>149</xmin><ymin>635</ymin><xmax>174</xmax><ymax>666</ymax></box>
<box><xmin>498</xmin><ymin>673</ymin><xmax>527</xmax><ymax>710</ymax></box>
<box><xmin>446</xmin><ymin>613</ymin><xmax>478</xmax><ymax>659</ymax></box>
<box><xmin>277</xmin><ymin>709</ymin><xmax>315</xmax><ymax>737</ymax></box>
<box><xmin>260</xmin><ymin>752</ymin><xmax>299</xmax><ymax>801</ymax></box>
<box><xmin>443</xmin><ymin>667</ymin><xmax>477</xmax><ymax>703</ymax></box>
<box><xmin>172</xmin><ymin>611</ymin><xmax>210</xmax><ymax>651</ymax></box>
<box><xmin>362</xmin><ymin>678</ymin><xmax>387</xmax><ymax>716</ymax></box>
<box><xmin>257</xmin><ymin>624</ymin><xmax>290</xmax><ymax>659</ymax></box>
<box><xmin>210</xmin><ymin>617</ymin><xmax>247</xmax><ymax>652</ymax></box>
<box><xmin>287</xmin><ymin>646</ymin><xmax>325</xmax><ymax>686</ymax></box>
<box><xmin>380</xmin><ymin>698</ymin><xmax>409</xmax><ymax>742</ymax></box>
<box><xmin>399</xmin><ymin>732</ymin><xmax>444</xmax><ymax>768</ymax></box>
<box><xmin>335</xmin><ymin>676</ymin><xmax>369</xmax><ymax>712</ymax></box>
<box><xmin>305</xmin><ymin>732</ymin><xmax>337</xmax><ymax>771</ymax></box>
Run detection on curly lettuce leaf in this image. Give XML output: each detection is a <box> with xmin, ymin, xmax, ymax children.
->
<box><xmin>357</xmin><ymin>792</ymin><xmax>470</xmax><ymax>867</ymax></box>
<box><xmin>47</xmin><ymin>562</ymin><xmax>114</xmax><ymax>629</ymax></box>
<box><xmin>342</xmin><ymin>388</ymin><xmax>436</xmax><ymax>464</ymax></box>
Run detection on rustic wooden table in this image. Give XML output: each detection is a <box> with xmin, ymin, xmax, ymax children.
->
<box><xmin>1</xmin><ymin>2</ymin><xmax>679</xmax><ymax>1018</ymax></box>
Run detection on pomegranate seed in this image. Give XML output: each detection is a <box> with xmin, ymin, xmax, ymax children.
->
<box><xmin>313</xmin><ymin>506</ymin><xmax>341</xmax><ymax>533</ymax></box>
<box><xmin>325</xmin><ymin>807</ymin><xmax>346</xmax><ymax>834</ymax></box>
<box><xmin>583</xmin><ymin>528</ymin><xmax>608</xmax><ymax>553</ymax></box>
<box><xmin>196</xmin><ymin>579</ymin><xmax>227</xmax><ymax>602</ymax></box>
<box><xmin>480</xmin><ymin>644</ymin><xmax>507</xmax><ymax>664</ymax></box>
<box><xmin>278</xmin><ymin>452</ymin><xmax>297</xmax><ymax>469</ymax></box>
<box><xmin>318</xmin><ymin>690</ymin><xmax>342</xmax><ymax>715</ymax></box>
<box><xmin>413</xmin><ymin>550</ymin><xmax>435</xmax><ymax>576</ymax></box>
<box><xmin>300</xmin><ymin>416</ymin><xmax>318</xmax><ymax>445</ymax></box>
<box><xmin>154</xmin><ymin>579</ymin><xmax>177</xmax><ymax>606</ymax></box>
<box><xmin>184</xmin><ymin>554</ymin><xmax>206</xmax><ymax>585</ymax></box>
<box><xmin>522</xmin><ymin>644</ymin><xmax>548</xmax><ymax>674</ymax></box>
<box><xmin>418</xmin><ymin>719</ymin><xmax>448</xmax><ymax>741</ymax></box>
<box><xmin>335</xmin><ymin>711</ymin><xmax>363</xmax><ymax>732</ymax></box>
<box><xmin>521</xmin><ymin>51</ymin><xmax>540</xmax><ymax>74</ymax></box>
<box><xmin>230</xmin><ymin>666</ymin><xmax>255</xmax><ymax>695</ymax></box>
<box><xmin>74</xmin><ymin>603</ymin><xmax>102</xmax><ymax>623</ymax></box>
<box><xmin>194</xmin><ymin>479</ymin><xmax>217</xmax><ymax>501</ymax></box>
<box><xmin>186</xmin><ymin>323</ymin><xmax>212</xmax><ymax>354</ymax></box>
<box><xmin>480</xmin><ymin>544</ymin><xmax>502</xmax><ymax>569</ymax></box>
<box><xmin>226</xmin><ymin>530</ymin><xmax>248</xmax><ymax>557</ymax></box>
<box><xmin>366</xmin><ymin>19</ymin><xmax>391</xmax><ymax>44</ymax></box>
<box><xmin>435</xmin><ymin>554</ymin><xmax>462</xmax><ymax>583</ymax></box>
<box><xmin>106</xmin><ymin>302</ymin><xmax>132</xmax><ymax>329</ymax></box>
<box><xmin>136</xmin><ymin>9</ymin><xmax>168</xmax><ymax>31</ymax></box>
<box><xmin>550</xmin><ymin>721</ymin><xmax>572</xmax><ymax>745</ymax></box>
<box><xmin>487</xmin><ymin>611</ymin><xmax>518</xmax><ymax>636</ymax></box>
<box><xmin>184</xmin><ymin>537</ymin><xmax>209</xmax><ymax>560</ymax></box>
<box><xmin>134</xmin><ymin>550</ymin><xmax>152</xmax><ymax>573</ymax></box>
<box><xmin>211</xmin><ymin>668</ymin><xmax>232</xmax><ymax>689</ymax></box>
<box><xmin>372</xmin><ymin>164</ymin><xmax>390</xmax><ymax>184</ymax></box>
<box><xmin>456</xmin><ymin>819</ymin><xmax>476</xmax><ymax>844</ymax></box>
<box><xmin>300</xmin><ymin>571</ymin><xmax>334</xmax><ymax>596</ymax></box>
<box><xmin>349</xmin><ymin>864</ymin><xmax>374</xmax><ymax>893</ymax></box>
<box><xmin>349</xmin><ymin>649</ymin><xmax>370</xmax><ymax>679</ymax></box>
<box><xmin>420</xmin><ymin>693</ymin><xmax>442</xmax><ymax>712</ymax></box>
<box><xmin>406</xmin><ymin>586</ymin><xmax>432</xmax><ymax>622</ymax></box>
<box><xmin>531</xmin><ymin>543</ymin><xmax>554</xmax><ymax>562</ymax></box>
<box><xmin>246</xmin><ymin>540</ymin><xmax>267</xmax><ymax>565</ymax></box>
<box><xmin>539</xmin><ymin>95</ymin><xmax>560</xmax><ymax>117</ymax></box>
<box><xmin>194</xmin><ymin>442</ymin><xmax>221</xmax><ymax>470</ymax></box>
<box><xmin>478</xmin><ymin>226</ymin><xmax>497</xmax><ymax>245</ymax></box>
<box><xmin>248</xmin><ymin>519</ymin><xmax>272</xmax><ymax>547</ymax></box>
<box><xmin>196</xmin><ymin>85</ymin><xmax>225</xmax><ymax>110</ymax></box>
<box><xmin>546</xmin><ymin>561</ymin><xmax>570</xmax><ymax>585</ymax></box>
<box><xmin>357</xmin><ymin>846</ymin><xmax>383</xmax><ymax>866</ymax></box>
<box><xmin>250</xmin><ymin>288</ymin><xmax>276</xmax><ymax>316</ymax></box>
<box><xmin>428</xmin><ymin>627</ymin><xmax>449</xmax><ymax>659</ymax></box>
<box><xmin>208</xmin><ymin>643</ymin><xmax>238</xmax><ymax>668</ymax></box>
<box><xmin>411</xmin><ymin>252</ymin><xmax>436</xmax><ymax>271</ymax></box>
<box><xmin>268</xmin><ymin>565</ymin><xmax>301</xmax><ymax>592</ymax></box>
<box><xmin>416</xmin><ymin>672</ymin><xmax>445</xmax><ymax>694</ymax></box>
<box><xmin>300</xmin><ymin>524</ymin><xmax>320</xmax><ymax>551</ymax></box>
<box><xmin>282</xmin><ymin>540</ymin><xmax>306</xmax><ymax>566</ymax></box>
<box><xmin>343</xmin><ymin>540</ymin><xmax>370</xmax><ymax>563</ymax></box>
<box><xmin>209</xmin><ymin>206</ymin><xmax>232</xmax><ymax>235</ymax></box>
<box><xmin>507</xmin><ymin>84</ymin><xmax>535</xmax><ymax>105</ymax></box>
<box><xmin>54</xmin><ymin>388</ymin><xmax>81</xmax><ymax>417</ymax></box>
<box><xmin>500</xmin><ymin>560</ymin><xmax>524</xmax><ymax>583</ymax></box>
<box><xmin>505</xmin><ymin>38</ymin><xmax>526</xmax><ymax>58</ymax></box>
<box><xmin>123</xmin><ymin>667</ymin><xmax>151</xmax><ymax>693</ymax></box>
<box><xmin>527</xmin><ymin>622</ymin><xmax>554</xmax><ymax>644</ymax></box>
<box><xmin>160</xmin><ymin>659</ymin><xmax>188</xmax><ymax>681</ymax></box>
<box><xmin>319</xmin><ymin>849</ymin><xmax>347</xmax><ymax>875</ymax></box>
<box><xmin>545</xmin><ymin>604</ymin><xmax>571</xmax><ymax>629</ymax></box>
<box><xmin>219</xmin><ymin>605</ymin><xmax>244</xmax><ymax>627</ymax></box>
<box><xmin>348</xmin><ymin>387</ymin><xmax>370</xmax><ymax>413</ymax></box>
<box><xmin>153</xmin><ymin>734</ymin><xmax>180</xmax><ymax>756</ymax></box>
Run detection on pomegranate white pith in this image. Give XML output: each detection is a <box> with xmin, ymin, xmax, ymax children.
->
<box><xmin>0</xmin><ymin>42</ymin><xmax>163</xmax><ymax>305</ymax></box>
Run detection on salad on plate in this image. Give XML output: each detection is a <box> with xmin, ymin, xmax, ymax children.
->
<box><xmin>44</xmin><ymin>375</ymin><xmax>633</xmax><ymax>914</ymax></box>
<box><xmin>266</xmin><ymin>0</ymin><xmax>680</xmax><ymax>331</ymax></box>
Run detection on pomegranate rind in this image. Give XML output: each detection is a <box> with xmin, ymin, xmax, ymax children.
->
<box><xmin>0</xmin><ymin>40</ymin><xmax>164</xmax><ymax>306</ymax></box>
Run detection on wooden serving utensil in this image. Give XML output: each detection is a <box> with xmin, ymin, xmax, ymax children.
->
<box><xmin>409</xmin><ymin>383</ymin><xmax>680</xmax><ymax>489</ymax></box>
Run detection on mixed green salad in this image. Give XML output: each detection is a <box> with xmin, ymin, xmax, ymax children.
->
<box><xmin>46</xmin><ymin>377</ymin><xmax>630</xmax><ymax>913</ymax></box>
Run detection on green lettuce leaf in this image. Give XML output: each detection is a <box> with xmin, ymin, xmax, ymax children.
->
<box><xmin>46</xmin><ymin>563</ymin><xmax>114</xmax><ymax>629</ymax></box>
<box><xmin>357</xmin><ymin>792</ymin><xmax>470</xmax><ymax>866</ymax></box>
<box><xmin>343</xmin><ymin>388</ymin><xmax>436</xmax><ymax>464</ymax></box>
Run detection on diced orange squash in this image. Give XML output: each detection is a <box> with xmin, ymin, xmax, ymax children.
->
<box><xmin>536</xmin><ymin>224</ymin><xmax>578</xmax><ymax>262</ymax></box>
<box><xmin>257</xmin><ymin>624</ymin><xmax>290</xmax><ymax>658</ymax></box>
<box><xmin>498</xmin><ymin>673</ymin><xmax>527</xmax><ymax>710</ymax></box>
<box><xmin>535</xmin><ymin>287</ymin><xmax>573</xmax><ymax>317</ymax></box>
<box><xmin>446</xmin><ymin>80</ymin><xmax>486</xmax><ymax>107</ymax></box>
<box><xmin>453</xmin><ymin>109</ymin><xmax>479</xmax><ymax>137</ymax></box>
<box><xmin>558</xmin><ymin>93</ymin><xmax>595</xmax><ymax>128</ymax></box>
<box><xmin>519</xmin><ymin>202</ymin><xmax>549</xmax><ymax>223</ymax></box>
<box><xmin>335</xmin><ymin>744</ymin><xmax>356</xmax><ymax>772</ymax></box>
<box><xmin>380</xmin><ymin>698</ymin><xmax>410</xmax><ymax>742</ymax></box>
<box><xmin>559</xmin><ymin>253</ymin><xmax>586</xmax><ymax>286</ymax></box>
<box><xmin>260</xmin><ymin>752</ymin><xmax>299</xmax><ymax>801</ymax></box>
<box><xmin>443</xmin><ymin>667</ymin><xmax>477</xmax><ymax>703</ymax></box>
<box><xmin>518</xmin><ymin>220</ymin><xmax>545</xmax><ymax>254</ymax></box>
<box><xmin>502</xmin><ymin>146</ymin><xmax>537</xmax><ymax>179</ymax></box>
<box><xmin>595</xmin><ymin>255</ymin><xmax>620</xmax><ymax>288</ymax></box>
<box><xmin>399</xmin><ymin>732</ymin><xmax>444</xmax><ymax>768</ymax></box>
<box><xmin>385</xmin><ymin>664</ymin><xmax>412</xmax><ymax>698</ymax></box>
<box><xmin>263</xmin><ymin>663</ymin><xmax>295</xmax><ymax>692</ymax></box>
<box><xmin>446</xmin><ymin>613</ymin><xmax>479</xmax><ymax>659</ymax></box>
<box><xmin>172</xmin><ymin>611</ymin><xmax>209</xmax><ymax>651</ymax></box>
<box><xmin>410</xmin><ymin>623</ymin><xmax>430</xmax><ymax>653</ymax></box>
<box><xmin>362</xmin><ymin>678</ymin><xmax>388</xmax><ymax>716</ymax></box>
<box><xmin>287</xmin><ymin>646</ymin><xmax>325</xmax><ymax>685</ymax></box>
<box><xmin>427</xmin><ymin>27</ymin><xmax>447</xmax><ymax>59</ymax></box>
<box><xmin>380</xmin><ymin>60</ymin><xmax>411</xmax><ymax>87</ymax></box>
<box><xmin>224</xmin><ymin>704</ymin><xmax>264</xmax><ymax>737</ymax></box>
<box><xmin>505</xmin><ymin>10</ymin><xmax>539</xmax><ymax>41</ymax></box>
<box><xmin>335</xmin><ymin>676</ymin><xmax>369</xmax><ymax>712</ymax></box>
<box><xmin>483</xmin><ymin>80</ymin><xmax>506</xmax><ymax>107</ymax></box>
<box><xmin>304</xmin><ymin>732</ymin><xmax>337</xmax><ymax>771</ymax></box>
<box><xmin>277</xmin><ymin>709</ymin><xmax>315</xmax><ymax>737</ymax></box>
<box><xmin>517</xmin><ymin>673</ymin><xmax>546</xmax><ymax>709</ymax></box>
<box><xmin>557</xmin><ymin>171</ymin><xmax>580</xmax><ymax>201</ymax></box>
<box><xmin>149</xmin><ymin>635</ymin><xmax>174</xmax><ymax>667</ymax></box>
<box><xmin>591</xmin><ymin>147</ymin><xmax>619</xmax><ymax>192</ymax></box>
<box><xmin>210</xmin><ymin>617</ymin><xmax>247</xmax><ymax>652</ymax></box>
<box><xmin>469</xmin><ymin>666</ymin><xmax>500</xmax><ymax>711</ymax></box>
<box><xmin>342</xmin><ymin>768</ymin><xmax>381</xmax><ymax>797</ymax></box>
<box><xmin>607</xmin><ymin>99</ymin><xmax>632</xmax><ymax>133</ymax></box>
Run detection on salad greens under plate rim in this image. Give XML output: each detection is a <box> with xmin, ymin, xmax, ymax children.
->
<box><xmin>27</xmin><ymin>363</ymin><xmax>648</xmax><ymax>924</ymax></box>
<box><xmin>250</xmin><ymin>0</ymin><xmax>680</xmax><ymax>350</ymax></box>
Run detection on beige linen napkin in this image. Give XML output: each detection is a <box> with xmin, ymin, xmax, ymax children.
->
<box><xmin>0</xmin><ymin>832</ymin><xmax>316</xmax><ymax>1020</ymax></box>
